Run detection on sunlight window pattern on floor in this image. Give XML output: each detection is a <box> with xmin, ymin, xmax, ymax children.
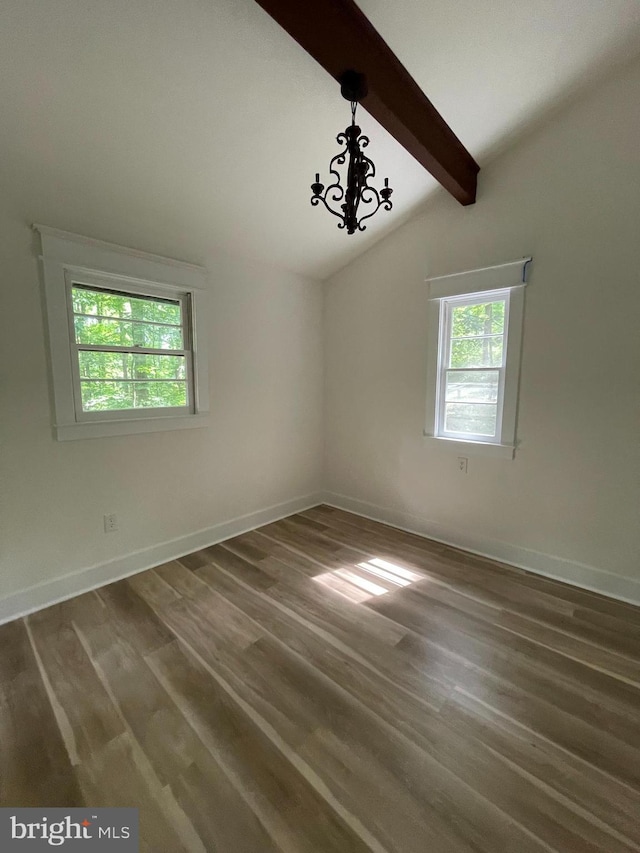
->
<box><xmin>313</xmin><ymin>558</ymin><xmax>424</xmax><ymax>602</ymax></box>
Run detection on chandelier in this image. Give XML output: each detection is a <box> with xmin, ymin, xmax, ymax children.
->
<box><xmin>311</xmin><ymin>71</ymin><xmax>393</xmax><ymax>235</ymax></box>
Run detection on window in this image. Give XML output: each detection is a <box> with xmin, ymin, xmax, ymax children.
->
<box><xmin>37</xmin><ymin>226</ymin><xmax>210</xmax><ymax>440</ymax></box>
<box><xmin>424</xmin><ymin>258</ymin><xmax>530</xmax><ymax>458</ymax></box>
<box><xmin>437</xmin><ymin>291</ymin><xmax>508</xmax><ymax>442</ymax></box>
<box><xmin>69</xmin><ymin>281</ymin><xmax>193</xmax><ymax>419</ymax></box>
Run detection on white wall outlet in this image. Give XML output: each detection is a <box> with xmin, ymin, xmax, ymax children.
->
<box><xmin>457</xmin><ymin>456</ymin><xmax>468</xmax><ymax>474</ymax></box>
<box><xmin>104</xmin><ymin>513</ymin><xmax>119</xmax><ymax>533</ymax></box>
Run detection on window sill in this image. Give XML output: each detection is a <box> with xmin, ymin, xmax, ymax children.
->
<box><xmin>423</xmin><ymin>433</ymin><xmax>515</xmax><ymax>459</ymax></box>
<box><xmin>55</xmin><ymin>413</ymin><xmax>211</xmax><ymax>441</ymax></box>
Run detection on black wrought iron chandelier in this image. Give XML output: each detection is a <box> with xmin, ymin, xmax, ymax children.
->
<box><xmin>311</xmin><ymin>70</ymin><xmax>393</xmax><ymax>235</ymax></box>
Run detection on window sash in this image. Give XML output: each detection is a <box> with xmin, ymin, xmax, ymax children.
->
<box><xmin>73</xmin><ymin>311</ymin><xmax>182</xmax><ymax>330</ymax></box>
<box><xmin>75</xmin><ymin>343</ymin><xmax>190</xmax><ymax>355</ymax></box>
<box><xmin>443</xmin><ymin>370</ymin><xmax>500</xmax><ymax>405</ymax></box>
<box><xmin>435</xmin><ymin>291</ymin><xmax>511</xmax><ymax>443</ymax></box>
<box><xmin>66</xmin><ymin>281</ymin><xmax>195</xmax><ymax>421</ymax></box>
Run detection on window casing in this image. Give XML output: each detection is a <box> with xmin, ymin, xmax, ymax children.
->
<box><xmin>424</xmin><ymin>258</ymin><xmax>530</xmax><ymax>458</ymax></box>
<box><xmin>37</xmin><ymin>226</ymin><xmax>210</xmax><ymax>440</ymax></box>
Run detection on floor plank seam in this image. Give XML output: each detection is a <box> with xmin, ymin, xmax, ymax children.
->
<box><xmin>453</xmin><ymin>686</ymin><xmax>640</xmax><ymax>798</ymax></box>
<box><xmin>164</xmin><ymin>634</ymin><xmax>391</xmax><ymax>853</ymax></box>
<box><xmin>24</xmin><ymin>617</ymin><xmax>82</xmax><ymax>768</ymax></box>
<box><xmin>70</xmin><ymin>614</ymin><xmax>208</xmax><ymax>853</ymax></box>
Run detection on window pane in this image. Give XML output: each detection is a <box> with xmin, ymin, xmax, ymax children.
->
<box><xmin>80</xmin><ymin>380</ymin><xmax>188</xmax><ymax>411</ymax></box>
<box><xmin>72</xmin><ymin>286</ymin><xmax>181</xmax><ymax>325</ymax></box>
<box><xmin>445</xmin><ymin>370</ymin><xmax>499</xmax><ymax>403</ymax></box>
<box><xmin>450</xmin><ymin>336</ymin><xmax>503</xmax><ymax>368</ymax></box>
<box><xmin>78</xmin><ymin>351</ymin><xmax>185</xmax><ymax>381</ymax></box>
<box><xmin>451</xmin><ymin>300</ymin><xmax>505</xmax><ymax>337</ymax></box>
<box><xmin>444</xmin><ymin>402</ymin><xmax>497</xmax><ymax>437</ymax></box>
<box><xmin>74</xmin><ymin>316</ymin><xmax>183</xmax><ymax>349</ymax></box>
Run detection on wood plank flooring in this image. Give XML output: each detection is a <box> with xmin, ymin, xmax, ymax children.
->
<box><xmin>1</xmin><ymin>504</ymin><xmax>639</xmax><ymax>851</ymax></box>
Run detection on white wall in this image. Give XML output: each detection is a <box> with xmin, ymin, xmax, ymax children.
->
<box><xmin>324</xmin><ymin>58</ymin><xmax>640</xmax><ymax>603</ymax></box>
<box><xmin>0</xmin><ymin>204</ymin><xmax>323</xmax><ymax>617</ymax></box>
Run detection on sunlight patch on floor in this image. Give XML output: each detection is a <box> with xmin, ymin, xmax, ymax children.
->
<box><xmin>313</xmin><ymin>558</ymin><xmax>424</xmax><ymax>602</ymax></box>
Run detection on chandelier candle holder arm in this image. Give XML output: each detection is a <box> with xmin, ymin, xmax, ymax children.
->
<box><xmin>310</xmin><ymin>70</ymin><xmax>393</xmax><ymax>234</ymax></box>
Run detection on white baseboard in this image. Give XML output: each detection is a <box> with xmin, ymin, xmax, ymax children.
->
<box><xmin>0</xmin><ymin>492</ymin><xmax>324</xmax><ymax>626</ymax></box>
<box><xmin>4</xmin><ymin>488</ymin><xmax>637</xmax><ymax>624</ymax></box>
<box><xmin>321</xmin><ymin>491</ymin><xmax>640</xmax><ymax>607</ymax></box>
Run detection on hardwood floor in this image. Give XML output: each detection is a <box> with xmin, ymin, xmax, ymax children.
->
<box><xmin>2</xmin><ymin>505</ymin><xmax>639</xmax><ymax>852</ymax></box>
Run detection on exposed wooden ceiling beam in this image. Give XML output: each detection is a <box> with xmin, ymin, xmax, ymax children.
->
<box><xmin>253</xmin><ymin>0</ymin><xmax>479</xmax><ymax>205</ymax></box>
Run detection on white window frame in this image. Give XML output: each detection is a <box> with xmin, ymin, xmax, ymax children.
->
<box><xmin>36</xmin><ymin>225</ymin><xmax>210</xmax><ymax>440</ymax></box>
<box><xmin>424</xmin><ymin>258</ymin><xmax>531</xmax><ymax>459</ymax></box>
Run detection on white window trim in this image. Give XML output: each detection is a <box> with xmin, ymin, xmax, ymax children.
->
<box><xmin>35</xmin><ymin>225</ymin><xmax>210</xmax><ymax>440</ymax></box>
<box><xmin>424</xmin><ymin>257</ymin><xmax>531</xmax><ymax>459</ymax></box>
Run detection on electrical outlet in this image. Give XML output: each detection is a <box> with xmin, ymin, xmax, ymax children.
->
<box><xmin>457</xmin><ymin>456</ymin><xmax>468</xmax><ymax>474</ymax></box>
<box><xmin>104</xmin><ymin>513</ymin><xmax>119</xmax><ymax>533</ymax></box>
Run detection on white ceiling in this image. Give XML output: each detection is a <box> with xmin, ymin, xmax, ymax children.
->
<box><xmin>1</xmin><ymin>0</ymin><xmax>640</xmax><ymax>280</ymax></box>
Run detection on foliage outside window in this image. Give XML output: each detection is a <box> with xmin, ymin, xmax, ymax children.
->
<box><xmin>70</xmin><ymin>284</ymin><xmax>192</xmax><ymax>416</ymax></box>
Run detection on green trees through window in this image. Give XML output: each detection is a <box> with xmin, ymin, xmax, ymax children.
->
<box><xmin>444</xmin><ymin>299</ymin><xmax>506</xmax><ymax>437</ymax></box>
<box><xmin>450</xmin><ymin>300</ymin><xmax>505</xmax><ymax>367</ymax></box>
<box><xmin>71</xmin><ymin>285</ymin><xmax>189</xmax><ymax>412</ymax></box>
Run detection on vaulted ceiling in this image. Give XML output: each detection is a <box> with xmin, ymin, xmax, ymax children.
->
<box><xmin>1</xmin><ymin>0</ymin><xmax>640</xmax><ymax>279</ymax></box>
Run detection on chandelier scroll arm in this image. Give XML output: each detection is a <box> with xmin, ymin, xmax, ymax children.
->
<box><xmin>310</xmin><ymin>192</ymin><xmax>350</xmax><ymax>226</ymax></box>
